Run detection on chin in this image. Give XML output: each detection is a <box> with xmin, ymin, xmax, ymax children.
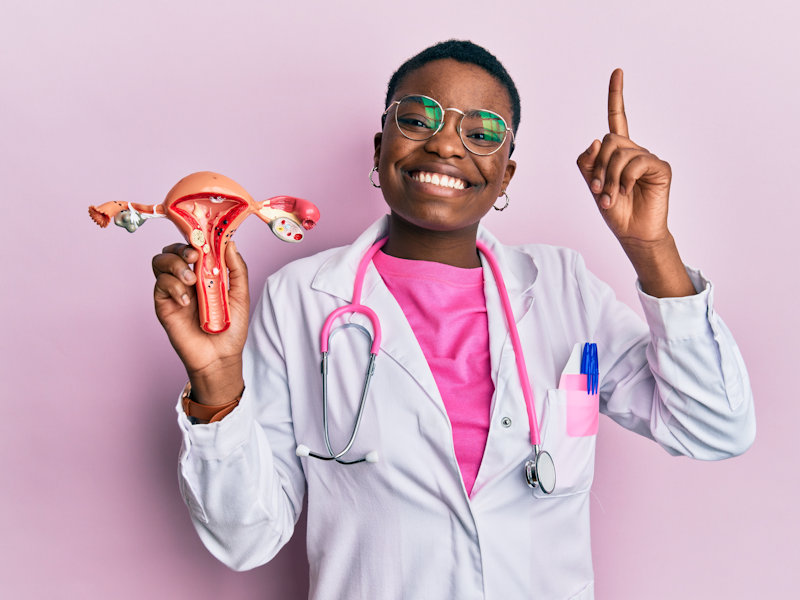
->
<box><xmin>390</xmin><ymin>208</ymin><xmax>480</xmax><ymax>234</ymax></box>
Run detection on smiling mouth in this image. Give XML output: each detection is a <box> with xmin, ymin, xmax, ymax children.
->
<box><xmin>409</xmin><ymin>170</ymin><xmax>470</xmax><ymax>190</ymax></box>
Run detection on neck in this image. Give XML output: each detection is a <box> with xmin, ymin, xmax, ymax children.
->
<box><xmin>382</xmin><ymin>213</ymin><xmax>482</xmax><ymax>268</ymax></box>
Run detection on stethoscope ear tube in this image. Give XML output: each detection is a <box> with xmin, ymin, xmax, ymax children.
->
<box><xmin>299</xmin><ymin>319</ymin><xmax>380</xmax><ymax>465</ymax></box>
<box><xmin>319</xmin><ymin>350</ymin><xmax>378</xmax><ymax>462</ymax></box>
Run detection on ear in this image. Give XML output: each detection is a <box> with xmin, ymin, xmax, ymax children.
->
<box><xmin>373</xmin><ymin>132</ymin><xmax>382</xmax><ymax>168</ymax></box>
<box><xmin>501</xmin><ymin>159</ymin><xmax>516</xmax><ymax>191</ymax></box>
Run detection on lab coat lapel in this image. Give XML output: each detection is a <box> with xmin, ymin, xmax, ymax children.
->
<box><xmin>310</xmin><ymin>218</ymin><xmax>387</xmax><ymax>304</ymax></box>
<box><xmin>310</xmin><ymin>216</ymin><xmax>446</xmax><ymax>414</ymax></box>
<box><xmin>359</xmin><ymin>272</ymin><xmax>446</xmax><ymax>412</ymax></box>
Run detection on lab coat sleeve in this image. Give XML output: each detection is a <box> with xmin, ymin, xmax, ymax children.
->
<box><xmin>175</xmin><ymin>283</ymin><xmax>305</xmax><ymax>571</ymax></box>
<box><xmin>577</xmin><ymin>256</ymin><xmax>756</xmax><ymax>459</ymax></box>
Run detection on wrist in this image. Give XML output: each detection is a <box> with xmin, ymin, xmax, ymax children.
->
<box><xmin>617</xmin><ymin>230</ymin><xmax>675</xmax><ymax>257</ymax></box>
<box><xmin>619</xmin><ymin>233</ymin><xmax>696</xmax><ymax>298</ymax></box>
<box><xmin>187</xmin><ymin>357</ymin><xmax>244</xmax><ymax>406</ymax></box>
<box><xmin>181</xmin><ymin>381</ymin><xmax>243</xmax><ymax>424</ymax></box>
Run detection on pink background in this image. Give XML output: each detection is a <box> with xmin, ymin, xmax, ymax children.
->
<box><xmin>2</xmin><ymin>1</ymin><xmax>797</xmax><ymax>597</ymax></box>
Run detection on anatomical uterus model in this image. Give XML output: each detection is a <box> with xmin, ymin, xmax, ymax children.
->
<box><xmin>89</xmin><ymin>171</ymin><xmax>320</xmax><ymax>333</ymax></box>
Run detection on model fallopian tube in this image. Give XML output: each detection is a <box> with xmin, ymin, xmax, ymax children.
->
<box><xmin>89</xmin><ymin>171</ymin><xmax>321</xmax><ymax>334</ymax></box>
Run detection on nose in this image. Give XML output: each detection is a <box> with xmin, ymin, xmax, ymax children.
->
<box><xmin>423</xmin><ymin>109</ymin><xmax>466</xmax><ymax>158</ymax></box>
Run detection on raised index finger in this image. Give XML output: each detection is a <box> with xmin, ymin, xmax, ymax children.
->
<box><xmin>607</xmin><ymin>68</ymin><xmax>629</xmax><ymax>138</ymax></box>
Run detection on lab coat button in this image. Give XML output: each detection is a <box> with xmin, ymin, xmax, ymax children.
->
<box><xmin>501</xmin><ymin>417</ymin><xmax>512</xmax><ymax>428</ymax></box>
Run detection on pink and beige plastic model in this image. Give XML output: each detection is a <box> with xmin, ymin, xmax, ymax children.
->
<box><xmin>89</xmin><ymin>171</ymin><xmax>320</xmax><ymax>334</ymax></box>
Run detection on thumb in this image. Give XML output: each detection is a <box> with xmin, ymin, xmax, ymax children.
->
<box><xmin>226</xmin><ymin>241</ymin><xmax>250</xmax><ymax>310</ymax></box>
<box><xmin>576</xmin><ymin>140</ymin><xmax>600</xmax><ymax>187</ymax></box>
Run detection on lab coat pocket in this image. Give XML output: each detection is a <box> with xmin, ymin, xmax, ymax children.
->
<box><xmin>561</xmin><ymin>374</ymin><xmax>600</xmax><ymax>438</ymax></box>
<box><xmin>534</xmin><ymin>389</ymin><xmax>597</xmax><ymax>498</ymax></box>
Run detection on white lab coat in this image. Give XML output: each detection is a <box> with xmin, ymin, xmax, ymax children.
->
<box><xmin>176</xmin><ymin>216</ymin><xmax>755</xmax><ymax>600</ymax></box>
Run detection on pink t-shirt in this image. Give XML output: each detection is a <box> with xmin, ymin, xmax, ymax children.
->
<box><xmin>373</xmin><ymin>250</ymin><xmax>493</xmax><ymax>496</ymax></box>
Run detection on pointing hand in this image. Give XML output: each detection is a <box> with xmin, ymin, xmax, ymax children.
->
<box><xmin>576</xmin><ymin>69</ymin><xmax>673</xmax><ymax>246</ymax></box>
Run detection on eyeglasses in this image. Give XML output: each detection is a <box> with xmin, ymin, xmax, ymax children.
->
<box><xmin>382</xmin><ymin>94</ymin><xmax>515</xmax><ymax>156</ymax></box>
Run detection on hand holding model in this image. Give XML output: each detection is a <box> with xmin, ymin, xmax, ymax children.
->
<box><xmin>576</xmin><ymin>69</ymin><xmax>696</xmax><ymax>298</ymax></box>
<box><xmin>152</xmin><ymin>241</ymin><xmax>250</xmax><ymax>406</ymax></box>
<box><xmin>89</xmin><ymin>171</ymin><xmax>320</xmax><ymax>405</ymax></box>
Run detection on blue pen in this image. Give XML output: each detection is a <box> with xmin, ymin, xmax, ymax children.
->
<box><xmin>580</xmin><ymin>343</ymin><xmax>599</xmax><ymax>395</ymax></box>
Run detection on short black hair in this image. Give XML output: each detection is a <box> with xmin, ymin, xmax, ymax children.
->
<box><xmin>385</xmin><ymin>40</ymin><xmax>521</xmax><ymax>136</ymax></box>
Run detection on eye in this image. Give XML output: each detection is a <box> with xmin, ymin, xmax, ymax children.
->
<box><xmin>462</xmin><ymin>110</ymin><xmax>507</xmax><ymax>147</ymax></box>
<box><xmin>394</xmin><ymin>96</ymin><xmax>443</xmax><ymax>137</ymax></box>
<box><xmin>463</xmin><ymin>127</ymin><xmax>504</xmax><ymax>144</ymax></box>
<box><xmin>397</xmin><ymin>114</ymin><xmax>438</xmax><ymax>130</ymax></box>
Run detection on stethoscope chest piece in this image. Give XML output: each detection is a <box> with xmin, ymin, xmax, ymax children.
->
<box><xmin>525</xmin><ymin>448</ymin><xmax>556</xmax><ymax>494</ymax></box>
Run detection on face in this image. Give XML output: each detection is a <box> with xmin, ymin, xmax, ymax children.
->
<box><xmin>373</xmin><ymin>59</ymin><xmax>517</xmax><ymax>234</ymax></box>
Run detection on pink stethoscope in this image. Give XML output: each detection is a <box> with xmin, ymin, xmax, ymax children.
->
<box><xmin>296</xmin><ymin>237</ymin><xmax>556</xmax><ymax>494</ymax></box>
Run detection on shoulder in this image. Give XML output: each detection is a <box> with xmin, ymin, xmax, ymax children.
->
<box><xmin>477</xmin><ymin>226</ymin><xmax>585</xmax><ymax>277</ymax></box>
<box><xmin>515</xmin><ymin>242</ymin><xmax>583</xmax><ymax>266</ymax></box>
<box><xmin>271</xmin><ymin>246</ymin><xmax>342</xmax><ymax>279</ymax></box>
<box><xmin>498</xmin><ymin>239</ymin><xmax>588</xmax><ymax>285</ymax></box>
<box><xmin>263</xmin><ymin>216</ymin><xmax>390</xmax><ymax>297</ymax></box>
<box><xmin>490</xmin><ymin>238</ymin><xmax>611</xmax><ymax>318</ymax></box>
<box><xmin>263</xmin><ymin>244</ymin><xmax>346</xmax><ymax>295</ymax></box>
<box><xmin>248</xmin><ymin>244</ymin><xmax>351</xmax><ymax>335</ymax></box>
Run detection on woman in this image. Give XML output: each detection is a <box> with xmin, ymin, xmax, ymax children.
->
<box><xmin>153</xmin><ymin>41</ymin><xmax>754</xmax><ymax>599</ymax></box>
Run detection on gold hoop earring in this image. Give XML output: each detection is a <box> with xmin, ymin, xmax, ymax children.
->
<box><xmin>369</xmin><ymin>167</ymin><xmax>381</xmax><ymax>188</ymax></box>
<box><xmin>494</xmin><ymin>191</ymin><xmax>509</xmax><ymax>211</ymax></box>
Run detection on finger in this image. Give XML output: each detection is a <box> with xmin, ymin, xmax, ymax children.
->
<box><xmin>152</xmin><ymin>251</ymin><xmax>197</xmax><ymax>285</ymax></box>
<box><xmin>590</xmin><ymin>133</ymin><xmax>639</xmax><ymax>195</ymax></box>
<box><xmin>225</xmin><ymin>241</ymin><xmax>250</xmax><ymax>310</ymax></box>
<box><xmin>599</xmin><ymin>147</ymin><xmax>641</xmax><ymax>207</ymax></box>
<box><xmin>576</xmin><ymin>140</ymin><xmax>601</xmax><ymax>186</ymax></box>
<box><xmin>608</xmin><ymin>68</ymin><xmax>629</xmax><ymax>138</ymax></box>
<box><xmin>619</xmin><ymin>154</ymin><xmax>671</xmax><ymax>195</ymax></box>
<box><xmin>154</xmin><ymin>272</ymin><xmax>195</xmax><ymax>307</ymax></box>
<box><xmin>161</xmin><ymin>242</ymin><xmax>200</xmax><ymax>263</ymax></box>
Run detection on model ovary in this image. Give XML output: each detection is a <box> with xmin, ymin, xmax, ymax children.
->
<box><xmin>89</xmin><ymin>171</ymin><xmax>320</xmax><ymax>334</ymax></box>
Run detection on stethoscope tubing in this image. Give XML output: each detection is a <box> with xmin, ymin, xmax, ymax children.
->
<box><xmin>475</xmin><ymin>240</ymin><xmax>541</xmax><ymax>447</ymax></box>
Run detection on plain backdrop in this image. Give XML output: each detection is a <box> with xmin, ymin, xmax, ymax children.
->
<box><xmin>2</xmin><ymin>0</ymin><xmax>797</xmax><ymax>597</ymax></box>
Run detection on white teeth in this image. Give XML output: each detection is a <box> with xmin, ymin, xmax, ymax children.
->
<box><xmin>412</xmin><ymin>170</ymin><xmax>467</xmax><ymax>190</ymax></box>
